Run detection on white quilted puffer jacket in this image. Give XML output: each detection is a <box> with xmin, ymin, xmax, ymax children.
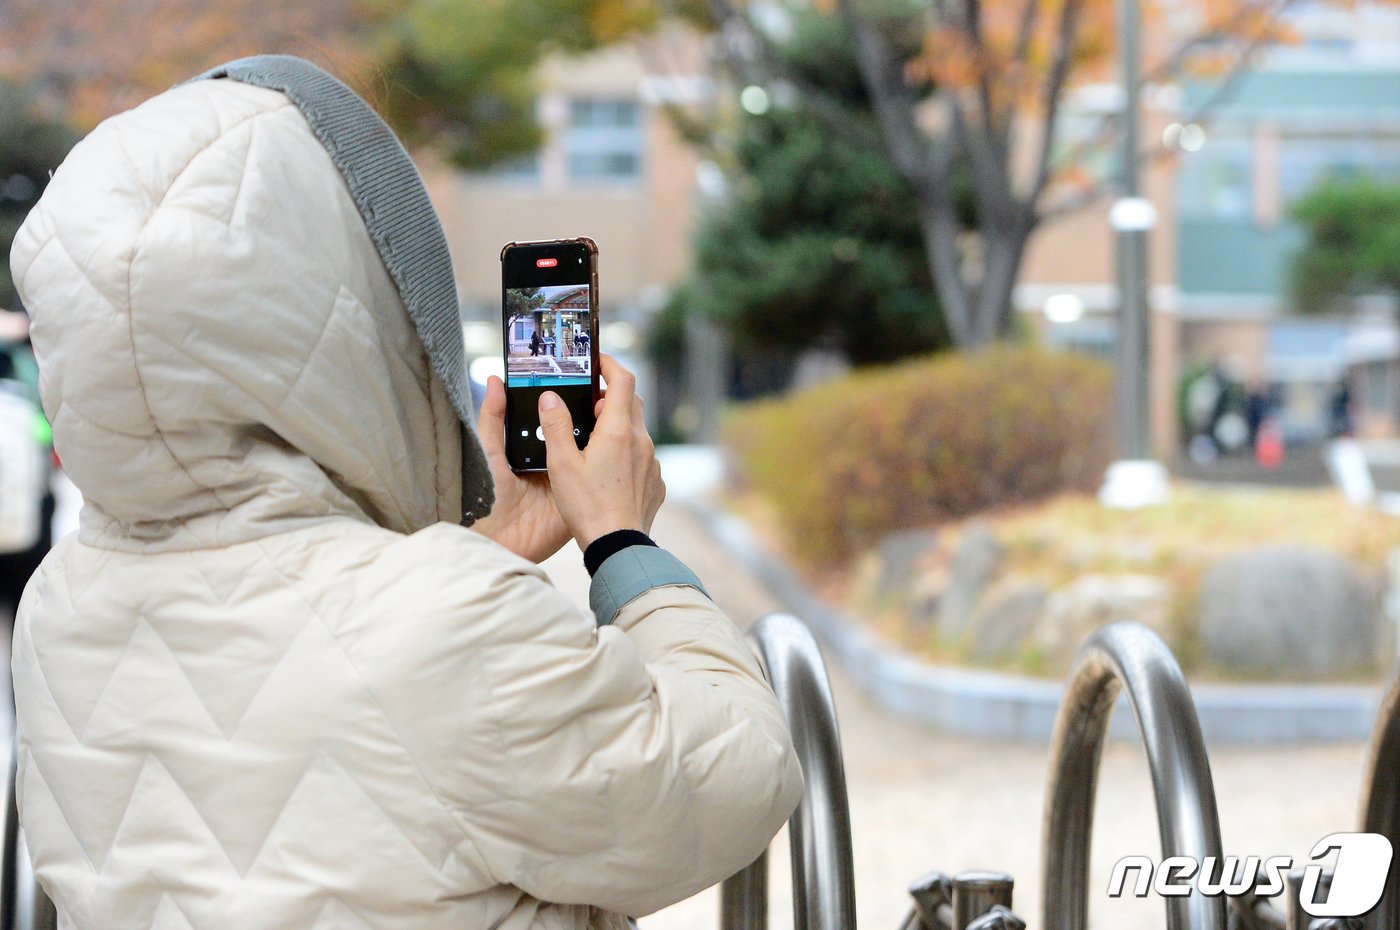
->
<box><xmin>8</xmin><ymin>77</ymin><xmax>802</xmax><ymax>930</ymax></box>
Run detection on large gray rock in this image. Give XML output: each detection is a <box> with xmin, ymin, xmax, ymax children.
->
<box><xmin>936</xmin><ymin>523</ymin><xmax>1004</xmax><ymax>643</ymax></box>
<box><xmin>1034</xmin><ymin>574</ymin><xmax>1174</xmax><ymax>667</ymax></box>
<box><xmin>969</xmin><ymin>581</ymin><xmax>1049</xmax><ymax>664</ymax></box>
<box><xmin>1199</xmin><ymin>547</ymin><xmax>1384</xmax><ymax>678</ymax></box>
<box><xmin>848</xmin><ymin>529</ymin><xmax>941</xmax><ymax>632</ymax></box>
<box><xmin>875</xmin><ymin>529</ymin><xmax>940</xmax><ymax>603</ymax></box>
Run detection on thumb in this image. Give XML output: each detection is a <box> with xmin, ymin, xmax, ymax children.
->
<box><xmin>477</xmin><ymin>376</ymin><xmax>507</xmax><ymax>456</ymax></box>
<box><xmin>538</xmin><ymin>392</ymin><xmax>579</xmax><ymax>466</ymax></box>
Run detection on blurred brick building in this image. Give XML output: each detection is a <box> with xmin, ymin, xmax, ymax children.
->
<box><xmin>423</xmin><ymin>26</ymin><xmax>707</xmax><ymax>339</ymax></box>
<box><xmin>1020</xmin><ymin>2</ymin><xmax>1400</xmax><ymax>451</ymax></box>
<box><xmin>423</xmin><ymin>8</ymin><xmax>1400</xmax><ymax>452</ymax></box>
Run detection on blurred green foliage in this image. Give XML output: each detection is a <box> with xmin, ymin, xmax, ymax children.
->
<box><xmin>0</xmin><ymin>80</ymin><xmax>78</xmax><ymax>309</ymax></box>
<box><xmin>373</xmin><ymin>0</ymin><xmax>706</xmax><ymax>170</ymax></box>
<box><xmin>1290</xmin><ymin>176</ymin><xmax>1400</xmax><ymax>314</ymax></box>
<box><xmin>725</xmin><ymin>347</ymin><xmax>1114</xmax><ymax>563</ymax></box>
<box><xmin>662</xmin><ymin>12</ymin><xmax>948</xmax><ymax>368</ymax></box>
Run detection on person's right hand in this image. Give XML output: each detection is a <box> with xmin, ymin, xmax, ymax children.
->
<box><xmin>538</xmin><ymin>354</ymin><xmax>665</xmax><ymax>550</ymax></box>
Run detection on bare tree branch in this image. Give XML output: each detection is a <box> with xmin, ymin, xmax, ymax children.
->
<box><xmin>700</xmin><ymin>0</ymin><xmax>888</xmax><ymax>154</ymax></box>
<box><xmin>703</xmin><ymin>0</ymin><xmax>1308</xmax><ymax>348</ymax></box>
<box><xmin>1139</xmin><ymin>0</ymin><xmax>1297</xmax><ymax>87</ymax></box>
<box><xmin>1029</xmin><ymin>0</ymin><xmax>1085</xmax><ymax>206</ymax></box>
<box><xmin>834</xmin><ymin>0</ymin><xmax>941</xmax><ymax>193</ymax></box>
<box><xmin>1039</xmin><ymin>12</ymin><xmax>1279</xmax><ymax>221</ymax></box>
<box><xmin>1010</xmin><ymin>0</ymin><xmax>1040</xmax><ymax>77</ymax></box>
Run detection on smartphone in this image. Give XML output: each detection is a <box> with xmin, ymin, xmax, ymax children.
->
<box><xmin>500</xmin><ymin>238</ymin><xmax>600</xmax><ymax>472</ymax></box>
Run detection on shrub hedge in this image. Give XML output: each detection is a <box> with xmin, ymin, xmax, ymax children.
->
<box><xmin>724</xmin><ymin>347</ymin><xmax>1115</xmax><ymax>563</ymax></box>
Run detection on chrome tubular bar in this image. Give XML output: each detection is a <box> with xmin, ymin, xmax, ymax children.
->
<box><xmin>720</xmin><ymin>849</ymin><xmax>768</xmax><ymax>930</ymax></box>
<box><xmin>1042</xmin><ymin>621</ymin><xmax>1227</xmax><ymax>930</ymax></box>
<box><xmin>0</xmin><ymin>731</ymin><xmax>18</xmax><ymax>930</ymax></box>
<box><xmin>3</xmin><ymin>732</ymin><xmax>55</xmax><ymax>930</ymax></box>
<box><xmin>721</xmin><ymin>613</ymin><xmax>857</xmax><ymax>930</ymax></box>
<box><xmin>1360</xmin><ymin>660</ymin><xmax>1400</xmax><ymax>930</ymax></box>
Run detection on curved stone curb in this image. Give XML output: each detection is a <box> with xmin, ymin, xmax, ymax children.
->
<box><xmin>692</xmin><ymin>503</ymin><xmax>1382</xmax><ymax>744</ymax></box>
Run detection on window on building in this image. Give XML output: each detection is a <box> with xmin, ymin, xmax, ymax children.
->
<box><xmin>1178</xmin><ymin>133</ymin><xmax>1252</xmax><ymax>220</ymax></box>
<box><xmin>1049</xmin><ymin>84</ymin><xmax>1122</xmax><ymax>189</ymax></box>
<box><xmin>491</xmin><ymin>152</ymin><xmax>542</xmax><ymax>183</ymax></box>
<box><xmin>566</xmin><ymin>97</ymin><xmax>643</xmax><ymax>183</ymax></box>
<box><xmin>1280</xmin><ymin>134</ymin><xmax>1400</xmax><ymax>203</ymax></box>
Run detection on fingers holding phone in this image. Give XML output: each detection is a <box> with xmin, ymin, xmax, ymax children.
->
<box><xmin>539</xmin><ymin>355</ymin><xmax>664</xmax><ymax>550</ymax></box>
<box><xmin>499</xmin><ymin>238</ymin><xmax>599</xmax><ymax>472</ymax></box>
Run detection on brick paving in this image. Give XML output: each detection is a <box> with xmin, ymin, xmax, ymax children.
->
<box><xmin>542</xmin><ymin>499</ymin><xmax>1374</xmax><ymax>930</ymax></box>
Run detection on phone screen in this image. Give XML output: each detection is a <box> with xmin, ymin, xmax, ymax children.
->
<box><xmin>501</xmin><ymin>240</ymin><xmax>598</xmax><ymax>471</ymax></box>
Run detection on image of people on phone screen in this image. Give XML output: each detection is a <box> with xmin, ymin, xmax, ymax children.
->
<box><xmin>505</xmin><ymin>284</ymin><xmax>593</xmax><ymax>387</ymax></box>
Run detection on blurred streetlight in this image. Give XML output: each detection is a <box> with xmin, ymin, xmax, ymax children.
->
<box><xmin>1163</xmin><ymin>122</ymin><xmax>1207</xmax><ymax>152</ymax></box>
<box><xmin>462</xmin><ymin>321</ymin><xmax>498</xmax><ymax>356</ymax></box>
<box><xmin>696</xmin><ymin>160</ymin><xmax>727</xmax><ymax>200</ymax></box>
<box><xmin>1044</xmin><ymin>293</ymin><xmax>1086</xmax><ymax>325</ymax></box>
<box><xmin>1179</xmin><ymin>123</ymin><xmax>1206</xmax><ymax>152</ymax></box>
<box><xmin>740</xmin><ymin>85</ymin><xmax>770</xmax><ymax>115</ymax></box>
<box><xmin>468</xmin><ymin>355</ymin><xmax>504</xmax><ymax>387</ymax></box>
<box><xmin>601</xmin><ymin>321</ymin><xmax>639</xmax><ymax>352</ymax></box>
<box><xmin>1103</xmin><ymin>0</ymin><xmax>1171</xmax><ymax>508</ymax></box>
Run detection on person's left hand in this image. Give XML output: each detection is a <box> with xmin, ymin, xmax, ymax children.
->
<box><xmin>470</xmin><ymin>375</ymin><xmax>572</xmax><ymax>563</ymax></box>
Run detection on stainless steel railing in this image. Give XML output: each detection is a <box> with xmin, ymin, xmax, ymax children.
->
<box><xmin>1361</xmin><ymin>660</ymin><xmax>1400</xmax><ymax>930</ymax></box>
<box><xmin>721</xmin><ymin>612</ymin><xmax>857</xmax><ymax>930</ymax></box>
<box><xmin>0</xmin><ymin>733</ymin><xmax>54</xmax><ymax>930</ymax></box>
<box><xmin>1041</xmin><ymin>621</ymin><xmax>1228</xmax><ymax>930</ymax></box>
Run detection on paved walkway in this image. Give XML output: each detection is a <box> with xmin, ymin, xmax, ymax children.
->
<box><xmin>541</xmin><ymin>491</ymin><xmax>1374</xmax><ymax>930</ymax></box>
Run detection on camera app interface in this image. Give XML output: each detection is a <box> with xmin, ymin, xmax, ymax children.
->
<box><xmin>502</xmin><ymin>244</ymin><xmax>596</xmax><ymax>470</ymax></box>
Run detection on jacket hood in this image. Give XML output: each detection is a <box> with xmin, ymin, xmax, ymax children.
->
<box><xmin>9</xmin><ymin>58</ymin><xmax>494</xmax><ymax>552</ymax></box>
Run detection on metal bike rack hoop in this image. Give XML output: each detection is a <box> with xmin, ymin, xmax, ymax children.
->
<box><xmin>3</xmin><ymin>725</ymin><xmax>56</xmax><ymax>930</ymax></box>
<box><xmin>1360</xmin><ymin>660</ymin><xmax>1400</xmax><ymax>930</ymax></box>
<box><xmin>1042</xmin><ymin>621</ymin><xmax>1227</xmax><ymax>930</ymax></box>
<box><xmin>721</xmin><ymin>613</ymin><xmax>857</xmax><ymax>930</ymax></box>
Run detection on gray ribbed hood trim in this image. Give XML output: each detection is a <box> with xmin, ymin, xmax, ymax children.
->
<box><xmin>191</xmin><ymin>54</ymin><xmax>494</xmax><ymax>525</ymax></box>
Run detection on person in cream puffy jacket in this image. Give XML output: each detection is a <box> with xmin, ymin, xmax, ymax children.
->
<box><xmin>7</xmin><ymin>56</ymin><xmax>803</xmax><ymax>930</ymax></box>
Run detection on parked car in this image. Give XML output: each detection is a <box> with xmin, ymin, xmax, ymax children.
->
<box><xmin>0</xmin><ymin>339</ymin><xmax>54</xmax><ymax>617</ymax></box>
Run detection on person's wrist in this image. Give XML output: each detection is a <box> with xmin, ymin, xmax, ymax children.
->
<box><xmin>577</xmin><ymin>528</ymin><xmax>643</xmax><ymax>551</ymax></box>
<box><xmin>583</xmin><ymin>529</ymin><xmax>656</xmax><ymax>576</ymax></box>
<box><xmin>574</xmin><ymin>517</ymin><xmax>644</xmax><ymax>551</ymax></box>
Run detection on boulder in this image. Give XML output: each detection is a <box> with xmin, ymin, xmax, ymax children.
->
<box><xmin>848</xmin><ymin>529</ymin><xmax>941</xmax><ymax>633</ymax></box>
<box><xmin>969</xmin><ymin>581</ymin><xmax>1049</xmax><ymax>664</ymax></box>
<box><xmin>1198</xmin><ymin>546</ymin><xmax>1384</xmax><ymax>678</ymax></box>
<box><xmin>936</xmin><ymin>523</ymin><xmax>1004</xmax><ymax>642</ymax></box>
<box><xmin>905</xmin><ymin>568</ymin><xmax>947</xmax><ymax>634</ymax></box>
<box><xmin>874</xmin><ymin>528</ymin><xmax>940</xmax><ymax>603</ymax></box>
<box><xmin>1034</xmin><ymin>574</ymin><xmax>1174</xmax><ymax>667</ymax></box>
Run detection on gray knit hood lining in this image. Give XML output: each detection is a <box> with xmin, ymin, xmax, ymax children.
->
<box><xmin>191</xmin><ymin>54</ymin><xmax>494</xmax><ymax>526</ymax></box>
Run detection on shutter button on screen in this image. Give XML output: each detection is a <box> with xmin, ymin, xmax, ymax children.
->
<box><xmin>536</xmin><ymin>426</ymin><xmax>545</xmax><ymax>441</ymax></box>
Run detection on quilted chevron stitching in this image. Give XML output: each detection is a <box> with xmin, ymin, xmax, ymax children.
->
<box><xmin>117</xmin><ymin>103</ymin><xmax>298</xmax><ymax>540</ymax></box>
<box><xmin>250</xmin><ymin>534</ymin><xmax>481</xmax><ymax>875</ymax></box>
<box><xmin>29</xmin><ymin>230</ymin><xmax>118</xmax><ymax>317</ymax></box>
<box><xmin>139</xmin><ymin>571</ymin><xmax>314</xmax><ymax>741</ymax></box>
<box><xmin>16</xmin><ymin>743</ymin><xmax>96</xmax><ymax>874</ymax></box>
<box><xmin>124</xmin><ymin>751</ymin><xmax>246</xmax><ymax>876</ymax></box>
<box><xmin>274</xmin><ymin>284</ymin><xmax>345</xmax><ymax>406</ymax></box>
<box><xmin>222</xmin><ymin>115</ymin><xmax>258</xmax><ymax>227</ymax></box>
<box><xmin>205</xmin><ymin>749</ymin><xmax>331</xmax><ymax>879</ymax></box>
<box><xmin>127</xmin><ymin>280</ymin><xmax>421</xmax><ymax>536</ymax></box>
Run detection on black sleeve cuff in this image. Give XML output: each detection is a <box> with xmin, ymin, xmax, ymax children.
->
<box><xmin>583</xmin><ymin>529</ymin><xmax>658</xmax><ymax>577</ymax></box>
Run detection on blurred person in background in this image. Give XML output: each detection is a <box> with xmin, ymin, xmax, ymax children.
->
<box><xmin>7</xmin><ymin>56</ymin><xmax>801</xmax><ymax>930</ymax></box>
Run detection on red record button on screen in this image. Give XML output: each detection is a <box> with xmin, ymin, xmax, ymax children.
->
<box><xmin>536</xmin><ymin>258</ymin><xmax>558</xmax><ymax>268</ymax></box>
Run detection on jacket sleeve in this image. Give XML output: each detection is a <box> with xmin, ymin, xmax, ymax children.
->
<box><xmin>422</xmin><ymin>539</ymin><xmax>805</xmax><ymax>917</ymax></box>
